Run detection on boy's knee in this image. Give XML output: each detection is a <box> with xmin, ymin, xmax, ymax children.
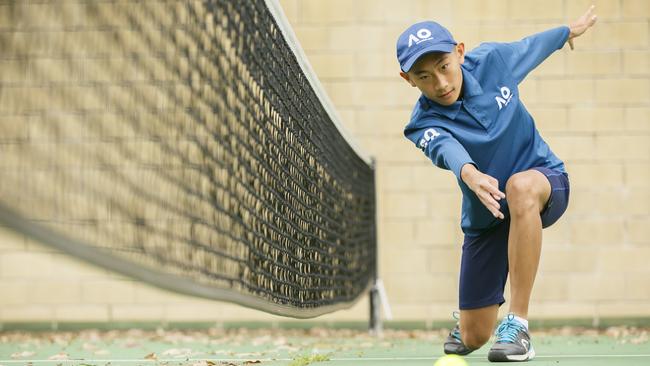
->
<box><xmin>461</xmin><ymin>328</ymin><xmax>491</xmax><ymax>350</ymax></box>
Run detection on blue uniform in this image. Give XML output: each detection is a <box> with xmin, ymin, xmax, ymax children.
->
<box><xmin>403</xmin><ymin>26</ymin><xmax>571</xmax><ymax>236</ymax></box>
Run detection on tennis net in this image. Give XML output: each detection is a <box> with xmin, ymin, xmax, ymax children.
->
<box><xmin>0</xmin><ymin>0</ymin><xmax>376</xmax><ymax>318</ymax></box>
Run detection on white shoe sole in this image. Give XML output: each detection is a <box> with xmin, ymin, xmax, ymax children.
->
<box><xmin>505</xmin><ymin>347</ymin><xmax>535</xmax><ymax>361</ymax></box>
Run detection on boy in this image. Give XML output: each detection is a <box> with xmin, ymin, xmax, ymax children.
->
<box><xmin>396</xmin><ymin>6</ymin><xmax>597</xmax><ymax>363</ymax></box>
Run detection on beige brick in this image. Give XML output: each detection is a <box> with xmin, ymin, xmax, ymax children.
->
<box><xmin>389</xmin><ymin>304</ymin><xmax>437</xmax><ymax>320</ymax></box>
<box><xmin>55</xmin><ymin>305</ymin><xmax>110</xmax><ymax>321</ymax></box>
<box><xmin>356</xmin><ymin>0</ymin><xmax>422</xmax><ymax>24</ymax></box>
<box><xmin>50</xmin><ymin>253</ymin><xmax>109</xmax><ymax>279</ymax></box>
<box><xmin>566</xmin><ymin>190</ymin><xmax>595</xmax><ymax>215</ymax></box>
<box><xmin>378</xmin><ymin>219</ymin><xmax>415</xmax><ymax>247</ymax></box>
<box><xmin>81</xmin><ymin>280</ymin><xmax>136</xmax><ymax>304</ymax></box>
<box><xmin>594</xmin><ymin>190</ymin><xmax>628</xmax><ymax>215</ymax></box>
<box><xmin>529</xmin><ymin>107</ymin><xmax>568</xmax><ymax>133</ymax></box>
<box><xmin>538</xmin><ymin>79</ymin><xmax>594</xmax><ymax>104</ymax></box>
<box><xmin>476</xmin><ymin>24</ymin><xmax>540</xmax><ymax>44</ymax></box>
<box><xmin>308</xmin><ymin>53</ymin><xmax>356</xmax><ymax>79</ymax></box>
<box><xmin>110</xmin><ymin>304</ymin><xmax>165</xmax><ymax>321</ymax></box>
<box><xmin>417</xmin><ymin>0</ymin><xmax>454</xmax><ymax>24</ymax></box>
<box><xmin>568</xmin><ymin>274</ymin><xmax>626</xmax><ymax>301</ymax></box>
<box><xmin>566</xmin><ymin>51</ymin><xmax>621</xmax><ymax>76</ymax></box>
<box><xmin>531</xmin><ymin>274</ymin><xmax>568</xmax><ymax>301</ymax></box>
<box><xmin>566</xmin><ymin>162</ymin><xmax>624</xmax><ymax>188</ymax></box>
<box><xmin>453</xmin><ymin>0</ymin><xmax>509</xmax><ymax>21</ymax></box>
<box><xmin>0</xmin><ymin>281</ymin><xmax>31</xmax><ymax>305</ymax></box>
<box><xmin>427</xmin><ymin>248</ymin><xmax>461</xmax><ymax>274</ymax></box>
<box><xmin>0</xmin><ymin>252</ymin><xmax>53</xmax><ymax>278</ymax></box>
<box><xmin>510</xmin><ymin>0</ymin><xmax>563</xmax><ymax>21</ymax></box>
<box><xmin>624</xmin><ymin>107</ymin><xmax>650</xmax><ymax>131</ymax></box>
<box><xmin>292</xmin><ymin>25</ymin><xmax>330</xmax><ymax>51</ymax></box>
<box><xmin>299</xmin><ymin>0</ymin><xmax>357</xmax><ymax>23</ymax></box>
<box><xmin>543</xmin><ymin>219</ymin><xmax>571</xmax><ymax>245</ymax></box>
<box><xmin>379</xmin><ymin>166</ymin><xmax>416</xmax><ymax>191</ymax></box>
<box><xmin>533</xmin><ymin>301</ymin><xmax>597</xmax><ymax>319</ymax></box>
<box><xmin>327</xmin><ymin>25</ymin><xmax>391</xmax><ymax>52</ymax></box>
<box><xmin>596</xmin><ymin>79</ymin><xmax>650</xmax><ymax>104</ymax></box>
<box><xmin>534</xmin><ymin>52</ymin><xmax>566</xmax><ymax>76</ymax></box>
<box><xmin>278</xmin><ymin>0</ymin><xmax>298</xmax><ymax>24</ymax></box>
<box><xmin>29</xmin><ymin>281</ymin><xmax>81</xmax><ymax>304</ymax></box>
<box><xmin>412</xmin><ymin>165</ymin><xmax>459</xmax><ymax>190</ymax></box>
<box><xmin>566</xmin><ymin>0</ymin><xmax>621</xmax><ymax>21</ymax></box>
<box><xmin>592</xmin><ymin>22</ymin><xmax>649</xmax><ymax>48</ymax></box>
<box><xmin>596</xmin><ymin>135</ymin><xmax>650</xmax><ymax>161</ymax></box>
<box><xmin>625</xmin><ymin>163</ymin><xmax>650</xmax><ymax>188</ymax></box>
<box><xmin>540</xmin><ymin>248</ymin><xmax>598</xmax><ymax>273</ymax></box>
<box><xmin>623</xmin><ymin>189</ymin><xmax>650</xmax><ymax>215</ymax></box>
<box><xmin>627</xmin><ymin>218</ymin><xmax>650</xmax><ymax>245</ymax></box>
<box><xmin>623</xmin><ymin>50</ymin><xmax>649</xmax><ymax>75</ymax></box>
<box><xmin>382</xmin><ymin>192</ymin><xmax>428</xmax><ymax>219</ymax></box>
<box><xmin>1</xmin><ymin>305</ymin><xmax>54</xmax><ymax>321</ymax></box>
<box><xmin>599</xmin><ymin>248</ymin><xmax>650</xmax><ymax>273</ymax></box>
<box><xmin>361</xmin><ymin>136</ymin><xmax>423</xmax><ymax>163</ymax></box>
<box><xmin>385</xmin><ymin>273</ymin><xmax>456</xmax><ymax>303</ymax></box>
<box><xmin>0</xmin><ymin>227</ymin><xmax>26</xmax><ymax>252</ymax></box>
<box><xmin>571</xmin><ymin>219</ymin><xmax>625</xmax><ymax>245</ymax></box>
<box><xmin>567</xmin><ymin>107</ymin><xmax>624</xmax><ymax>132</ymax></box>
<box><xmin>426</xmin><ymin>192</ymin><xmax>462</xmax><ymax>219</ymax></box>
<box><xmin>518</xmin><ymin>78</ymin><xmax>538</xmax><ymax>103</ymax></box>
<box><xmin>413</xmin><ymin>219</ymin><xmax>460</xmax><ymax>247</ymax></box>
<box><xmin>622</xmin><ymin>0</ymin><xmax>650</xmax><ymax>19</ymax></box>
<box><xmin>381</xmin><ymin>247</ymin><xmax>430</xmax><ymax>274</ymax></box>
<box><xmin>597</xmin><ymin>301</ymin><xmax>650</xmax><ymax>318</ymax></box>
<box><xmin>355</xmin><ymin>109</ymin><xmax>413</xmax><ymax>137</ymax></box>
<box><xmin>548</xmin><ymin>135</ymin><xmax>596</xmax><ymax>161</ymax></box>
<box><xmin>356</xmin><ymin>51</ymin><xmax>402</xmax><ymax>79</ymax></box>
<box><xmin>625</xmin><ymin>274</ymin><xmax>650</xmax><ymax>300</ymax></box>
<box><xmin>132</xmin><ymin>283</ymin><xmax>191</xmax><ymax>304</ymax></box>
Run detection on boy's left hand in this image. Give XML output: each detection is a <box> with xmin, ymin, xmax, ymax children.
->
<box><xmin>568</xmin><ymin>5</ymin><xmax>598</xmax><ymax>50</ymax></box>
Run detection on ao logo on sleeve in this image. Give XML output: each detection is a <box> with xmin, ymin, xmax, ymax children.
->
<box><xmin>495</xmin><ymin>86</ymin><xmax>513</xmax><ymax>110</ymax></box>
<box><xmin>408</xmin><ymin>28</ymin><xmax>433</xmax><ymax>47</ymax></box>
<box><xmin>418</xmin><ymin>128</ymin><xmax>440</xmax><ymax>150</ymax></box>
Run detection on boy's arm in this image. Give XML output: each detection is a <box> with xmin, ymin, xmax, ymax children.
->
<box><xmin>460</xmin><ymin>164</ymin><xmax>506</xmax><ymax>220</ymax></box>
<box><xmin>405</xmin><ymin>127</ymin><xmax>475</xmax><ymax>180</ymax></box>
<box><xmin>495</xmin><ymin>5</ymin><xmax>597</xmax><ymax>84</ymax></box>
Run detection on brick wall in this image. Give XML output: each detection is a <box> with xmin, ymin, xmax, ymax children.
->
<box><xmin>0</xmin><ymin>0</ymin><xmax>648</xmax><ymax>324</ymax></box>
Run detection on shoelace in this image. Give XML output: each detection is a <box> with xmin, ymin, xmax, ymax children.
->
<box><xmin>494</xmin><ymin>314</ymin><xmax>527</xmax><ymax>344</ymax></box>
<box><xmin>450</xmin><ymin>311</ymin><xmax>462</xmax><ymax>341</ymax></box>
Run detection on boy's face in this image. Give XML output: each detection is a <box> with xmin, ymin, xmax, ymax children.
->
<box><xmin>400</xmin><ymin>43</ymin><xmax>465</xmax><ymax>106</ymax></box>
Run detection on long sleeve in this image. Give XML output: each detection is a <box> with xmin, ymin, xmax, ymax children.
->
<box><xmin>493</xmin><ymin>26</ymin><xmax>570</xmax><ymax>84</ymax></box>
<box><xmin>405</xmin><ymin>126</ymin><xmax>475</xmax><ymax>179</ymax></box>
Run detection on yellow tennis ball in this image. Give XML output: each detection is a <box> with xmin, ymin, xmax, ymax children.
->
<box><xmin>434</xmin><ymin>354</ymin><xmax>468</xmax><ymax>366</ymax></box>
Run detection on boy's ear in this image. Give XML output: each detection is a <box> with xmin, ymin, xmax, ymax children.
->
<box><xmin>400</xmin><ymin>71</ymin><xmax>417</xmax><ymax>87</ymax></box>
<box><xmin>456</xmin><ymin>43</ymin><xmax>466</xmax><ymax>64</ymax></box>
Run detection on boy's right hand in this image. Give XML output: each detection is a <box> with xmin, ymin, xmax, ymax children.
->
<box><xmin>461</xmin><ymin>164</ymin><xmax>506</xmax><ymax>219</ymax></box>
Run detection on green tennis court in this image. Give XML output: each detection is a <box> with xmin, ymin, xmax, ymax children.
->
<box><xmin>2</xmin><ymin>326</ymin><xmax>649</xmax><ymax>366</ymax></box>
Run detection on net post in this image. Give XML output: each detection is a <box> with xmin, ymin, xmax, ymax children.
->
<box><xmin>369</xmin><ymin>157</ymin><xmax>382</xmax><ymax>336</ymax></box>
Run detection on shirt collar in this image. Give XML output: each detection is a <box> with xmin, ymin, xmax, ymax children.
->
<box><xmin>417</xmin><ymin>65</ymin><xmax>484</xmax><ymax>120</ymax></box>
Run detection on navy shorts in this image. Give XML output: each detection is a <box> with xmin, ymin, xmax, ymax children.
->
<box><xmin>458</xmin><ymin>167</ymin><xmax>570</xmax><ymax>310</ymax></box>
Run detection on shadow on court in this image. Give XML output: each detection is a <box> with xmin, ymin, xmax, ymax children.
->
<box><xmin>1</xmin><ymin>328</ymin><xmax>648</xmax><ymax>366</ymax></box>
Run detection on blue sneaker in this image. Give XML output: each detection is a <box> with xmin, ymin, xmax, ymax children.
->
<box><xmin>444</xmin><ymin>312</ymin><xmax>474</xmax><ymax>356</ymax></box>
<box><xmin>488</xmin><ymin>314</ymin><xmax>535</xmax><ymax>362</ymax></box>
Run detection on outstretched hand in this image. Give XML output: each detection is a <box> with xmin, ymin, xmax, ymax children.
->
<box><xmin>460</xmin><ymin>164</ymin><xmax>506</xmax><ymax>220</ymax></box>
<box><xmin>568</xmin><ymin>5</ymin><xmax>598</xmax><ymax>50</ymax></box>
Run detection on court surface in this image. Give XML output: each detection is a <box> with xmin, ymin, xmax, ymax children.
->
<box><xmin>1</xmin><ymin>327</ymin><xmax>649</xmax><ymax>366</ymax></box>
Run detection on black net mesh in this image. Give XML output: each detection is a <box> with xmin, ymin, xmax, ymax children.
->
<box><xmin>0</xmin><ymin>0</ymin><xmax>376</xmax><ymax>315</ymax></box>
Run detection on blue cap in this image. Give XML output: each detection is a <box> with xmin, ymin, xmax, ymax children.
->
<box><xmin>396</xmin><ymin>21</ymin><xmax>457</xmax><ymax>72</ymax></box>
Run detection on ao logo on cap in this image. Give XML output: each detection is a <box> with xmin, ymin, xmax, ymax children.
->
<box><xmin>408</xmin><ymin>28</ymin><xmax>433</xmax><ymax>47</ymax></box>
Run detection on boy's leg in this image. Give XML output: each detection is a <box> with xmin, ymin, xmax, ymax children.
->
<box><xmin>505</xmin><ymin>170</ymin><xmax>551</xmax><ymax>318</ymax></box>
<box><xmin>459</xmin><ymin>305</ymin><xmax>499</xmax><ymax>349</ymax></box>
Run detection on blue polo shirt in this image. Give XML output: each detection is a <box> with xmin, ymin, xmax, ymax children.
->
<box><xmin>403</xmin><ymin>26</ymin><xmax>570</xmax><ymax>235</ymax></box>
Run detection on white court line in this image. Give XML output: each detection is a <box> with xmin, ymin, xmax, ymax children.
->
<box><xmin>2</xmin><ymin>355</ymin><xmax>650</xmax><ymax>363</ymax></box>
